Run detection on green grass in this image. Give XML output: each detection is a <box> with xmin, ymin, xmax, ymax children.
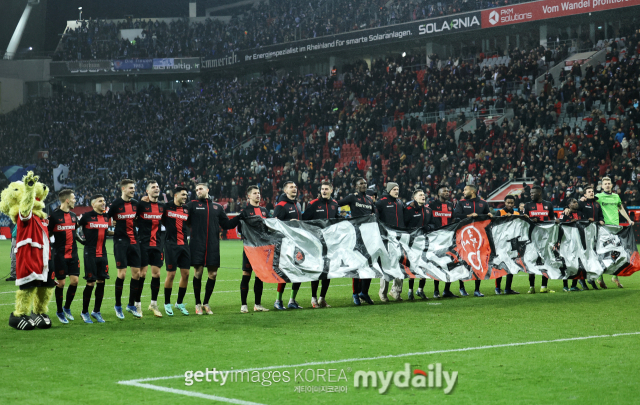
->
<box><xmin>1</xmin><ymin>239</ymin><xmax>639</xmax><ymax>404</ymax></box>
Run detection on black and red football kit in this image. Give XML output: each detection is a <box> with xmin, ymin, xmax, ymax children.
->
<box><xmin>163</xmin><ymin>201</ymin><xmax>191</xmax><ymax>271</ymax></box>
<box><xmin>137</xmin><ymin>200</ymin><xmax>165</xmax><ymax>268</ymax></box>
<box><xmin>108</xmin><ymin>198</ymin><xmax>141</xmax><ymax>269</ymax></box>
<box><xmin>78</xmin><ymin>210</ymin><xmax>110</xmax><ymax>282</ymax></box>
<box><xmin>48</xmin><ymin>208</ymin><xmax>80</xmax><ymax>280</ymax></box>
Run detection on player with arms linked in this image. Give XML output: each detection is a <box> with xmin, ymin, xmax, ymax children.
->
<box><xmin>48</xmin><ymin>189</ymin><xmax>82</xmax><ymax>324</ymax></box>
<box><xmin>77</xmin><ymin>195</ymin><xmax>114</xmax><ymax>323</ymax></box>
<box><xmin>302</xmin><ymin>180</ymin><xmax>341</xmax><ymax>308</ymax></box>
<box><xmin>108</xmin><ymin>179</ymin><xmax>142</xmax><ymax>319</ymax></box>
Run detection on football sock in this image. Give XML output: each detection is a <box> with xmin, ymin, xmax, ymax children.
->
<box><xmin>203</xmin><ymin>278</ymin><xmax>216</xmax><ymax>305</ymax></box>
<box><xmin>164</xmin><ymin>287</ymin><xmax>172</xmax><ymax>305</ymax></box>
<box><xmin>55</xmin><ymin>286</ymin><xmax>64</xmax><ymax>313</ymax></box>
<box><xmin>64</xmin><ymin>284</ymin><xmax>77</xmax><ymax>310</ymax></box>
<box><xmin>240</xmin><ymin>275</ymin><xmax>251</xmax><ymax>306</ymax></box>
<box><xmin>320</xmin><ymin>279</ymin><xmax>330</xmax><ymax>298</ymax></box>
<box><xmin>254</xmin><ymin>277</ymin><xmax>263</xmax><ymax>305</ymax></box>
<box><xmin>82</xmin><ymin>285</ymin><xmax>94</xmax><ymax>314</ymax></box>
<box><xmin>352</xmin><ymin>278</ymin><xmax>361</xmax><ymax>294</ymax></box>
<box><xmin>150</xmin><ymin>277</ymin><xmax>160</xmax><ymax>301</ymax></box>
<box><xmin>93</xmin><ymin>282</ymin><xmax>105</xmax><ymax>313</ymax></box>
<box><xmin>193</xmin><ymin>277</ymin><xmax>202</xmax><ymax>305</ymax></box>
<box><xmin>276</xmin><ymin>283</ymin><xmax>285</xmax><ymax>301</ymax></box>
<box><xmin>177</xmin><ymin>287</ymin><xmax>187</xmax><ymax>305</ymax></box>
<box><xmin>137</xmin><ymin>276</ymin><xmax>146</xmax><ymax>303</ymax></box>
<box><xmin>361</xmin><ymin>278</ymin><xmax>371</xmax><ymax>294</ymax></box>
<box><xmin>128</xmin><ymin>278</ymin><xmax>139</xmax><ymax>307</ymax></box>
<box><xmin>310</xmin><ymin>280</ymin><xmax>319</xmax><ymax>298</ymax></box>
<box><xmin>115</xmin><ymin>277</ymin><xmax>124</xmax><ymax>307</ymax></box>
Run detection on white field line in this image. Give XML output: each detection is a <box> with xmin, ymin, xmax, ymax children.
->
<box><xmin>117</xmin><ymin>332</ymin><xmax>640</xmax><ymax>404</ymax></box>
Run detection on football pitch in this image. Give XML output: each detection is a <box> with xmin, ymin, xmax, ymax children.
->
<box><xmin>1</xmin><ymin>239</ymin><xmax>640</xmax><ymax>405</ymax></box>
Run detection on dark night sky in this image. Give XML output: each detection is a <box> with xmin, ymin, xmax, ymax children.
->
<box><xmin>1</xmin><ymin>0</ymin><xmax>221</xmax><ymax>54</ymax></box>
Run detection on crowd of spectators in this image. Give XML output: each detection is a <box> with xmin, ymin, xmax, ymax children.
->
<box><xmin>54</xmin><ymin>0</ymin><xmax>532</xmax><ymax>61</ymax></box>
<box><xmin>3</xmin><ymin>25</ymin><xmax>640</xmax><ymax>215</ymax></box>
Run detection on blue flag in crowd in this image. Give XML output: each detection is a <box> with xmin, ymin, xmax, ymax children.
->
<box><xmin>1</xmin><ymin>165</ymin><xmax>36</xmax><ymax>182</ymax></box>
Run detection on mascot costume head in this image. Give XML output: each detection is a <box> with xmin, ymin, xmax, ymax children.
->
<box><xmin>0</xmin><ymin>171</ymin><xmax>54</xmax><ymax>330</ymax></box>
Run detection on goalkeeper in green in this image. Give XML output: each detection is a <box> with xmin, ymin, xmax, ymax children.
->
<box><xmin>597</xmin><ymin>176</ymin><xmax>636</xmax><ymax>288</ymax></box>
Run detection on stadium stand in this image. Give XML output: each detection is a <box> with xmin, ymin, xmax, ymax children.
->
<box><xmin>3</xmin><ymin>24</ymin><xmax>640</xmax><ymax>214</ymax></box>
<box><xmin>54</xmin><ymin>0</ymin><xmax>534</xmax><ymax>61</ymax></box>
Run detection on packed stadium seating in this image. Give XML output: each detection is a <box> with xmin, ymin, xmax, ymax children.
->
<box><xmin>54</xmin><ymin>0</ymin><xmax>532</xmax><ymax>61</ymax></box>
<box><xmin>3</xmin><ymin>23</ymin><xmax>639</xmax><ymax>213</ymax></box>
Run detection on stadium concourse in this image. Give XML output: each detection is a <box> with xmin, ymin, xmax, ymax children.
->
<box><xmin>53</xmin><ymin>0</ymin><xmax>524</xmax><ymax>61</ymax></box>
<box><xmin>3</xmin><ymin>27</ymin><xmax>640</xmax><ymax>213</ymax></box>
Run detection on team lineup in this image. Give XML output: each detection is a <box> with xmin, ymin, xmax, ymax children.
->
<box><xmin>44</xmin><ymin>173</ymin><xmax>636</xmax><ymax>325</ymax></box>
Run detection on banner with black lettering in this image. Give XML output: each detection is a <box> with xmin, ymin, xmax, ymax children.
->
<box><xmin>240</xmin><ymin>215</ymin><xmax>640</xmax><ymax>283</ymax></box>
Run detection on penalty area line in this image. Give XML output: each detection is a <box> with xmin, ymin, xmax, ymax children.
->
<box><xmin>117</xmin><ymin>381</ymin><xmax>267</xmax><ymax>405</ymax></box>
<box><xmin>117</xmin><ymin>331</ymin><xmax>640</xmax><ymax>403</ymax></box>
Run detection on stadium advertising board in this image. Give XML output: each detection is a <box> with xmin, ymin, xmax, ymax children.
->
<box><xmin>49</xmin><ymin>60</ymin><xmax>112</xmax><ymax>76</ymax></box>
<box><xmin>152</xmin><ymin>58</ymin><xmax>200</xmax><ymax>72</ymax></box>
<box><xmin>50</xmin><ymin>58</ymin><xmax>200</xmax><ymax>76</ymax></box>
<box><xmin>113</xmin><ymin>58</ymin><xmax>154</xmax><ymax>70</ymax></box>
<box><xmin>201</xmin><ymin>12</ymin><xmax>481</xmax><ymax>70</ymax></box>
<box><xmin>482</xmin><ymin>0</ymin><xmax>640</xmax><ymax>28</ymax></box>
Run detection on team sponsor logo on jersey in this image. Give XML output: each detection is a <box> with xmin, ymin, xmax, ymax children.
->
<box><xmin>88</xmin><ymin>222</ymin><xmax>109</xmax><ymax>229</ymax></box>
<box><xmin>55</xmin><ymin>225</ymin><xmax>76</xmax><ymax>231</ymax></box>
<box><xmin>355</xmin><ymin>202</ymin><xmax>372</xmax><ymax>209</ymax></box>
<box><xmin>168</xmin><ymin>211</ymin><xmax>189</xmax><ymax>220</ymax></box>
<box><xmin>528</xmin><ymin>211</ymin><xmax>548</xmax><ymax>216</ymax></box>
<box><xmin>117</xmin><ymin>213</ymin><xmax>137</xmax><ymax>219</ymax></box>
<box><xmin>142</xmin><ymin>213</ymin><xmax>163</xmax><ymax>220</ymax></box>
<box><xmin>433</xmin><ymin>212</ymin><xmax>452</xmax><ymax>217</ymax></box>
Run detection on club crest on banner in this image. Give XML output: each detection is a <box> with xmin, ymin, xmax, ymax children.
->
<box><xmin>294</xmin><ymin>247</ymin><xmax>306</xmax><ymax>265</ymax></box>
<box><xmin>455</xmin><ymin>220</ymin><xmax>491</xmax><ymax>279</ymax></box>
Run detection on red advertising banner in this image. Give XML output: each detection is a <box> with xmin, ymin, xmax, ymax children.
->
<box><xmin>481</xmin><ymin>0</ymin><xmax>640</xmax><ymax>28</ymax></box>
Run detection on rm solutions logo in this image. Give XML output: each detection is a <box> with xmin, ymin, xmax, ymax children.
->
<box><xmin>354</xmin><ymin>363</ymin><xmax>458</xmax><ymax>394</ymax></box>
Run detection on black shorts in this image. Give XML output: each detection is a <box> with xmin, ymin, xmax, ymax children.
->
<box><xmin>165</xmin><ymin>243</ymin><xmax>191</xmax><ymax>272</ymax></box>
<box><xmin>113</xmin><ymin>239</ymin><xmax>141</xmax><ymax>269</ymax></box>
<box><xmin>52</xmin><ymin>249</ymin><xmax>80</xmax><ymax>280</ymax></box>
<box><xmin>242</xmin><ymin>251</ymin><xmax>253</xmax><ymax>272</ymax></box>
<box><xmin>140</xmin><ymin>244</ymin><xmax>164</xmax><ymax>268</ymax></box>
<box><xmin>83</xmin><ymin>251</ymin><xmax>110</xmax><ymax>282</ymax></box>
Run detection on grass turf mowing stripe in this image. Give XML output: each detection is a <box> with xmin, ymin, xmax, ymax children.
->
<box><xmin>119</xmin><ymin>331</ymin><xmax>640</xmax><ymax>386</ymax></box>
